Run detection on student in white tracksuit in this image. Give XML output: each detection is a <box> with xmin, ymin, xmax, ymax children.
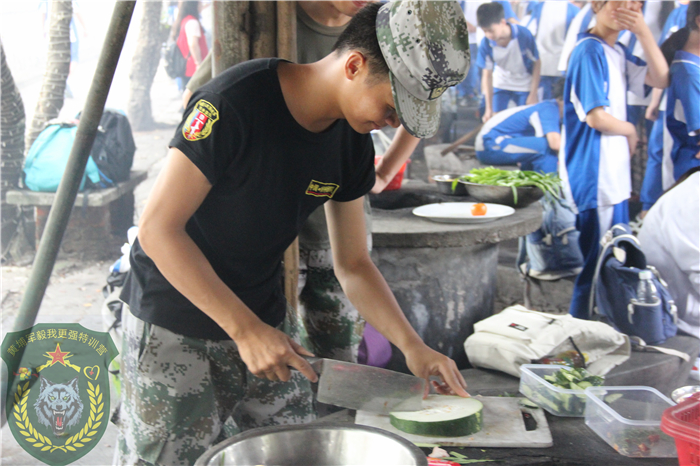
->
<box><xmin>525</xmin><ymin>0</ymin><xmax>580</xmax><ymax>101</ymax></box>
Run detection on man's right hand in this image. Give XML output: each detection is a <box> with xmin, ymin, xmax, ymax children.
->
<box><xmin>482</xmin><ymin>108</ymin><xmax>494</xmax><ymax>123</ymax></box>
<box><xmin>645</xmin><ymin>103</ymin><xmax>659</xmax><ymax>122</ymax></box>
<box><xmin>233</xmin><ymin>321</ymin><xmax>318</xmax><ymax>383</ymax></box>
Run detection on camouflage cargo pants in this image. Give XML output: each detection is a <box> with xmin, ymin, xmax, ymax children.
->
<box><xmin>114</xmin><ymin>305</ymin><xmax>315</xmax><ymax>466</ymax></box>
<box><xmin>297</xmin><ymin>235</ymin><xmax>370</xmax><ymax>362</ymax></box>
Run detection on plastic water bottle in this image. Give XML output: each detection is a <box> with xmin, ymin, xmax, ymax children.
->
<box><xmin>636</xmin><ymin>270</ymin><xmax>659</xmax><ymax>304</ymax></box>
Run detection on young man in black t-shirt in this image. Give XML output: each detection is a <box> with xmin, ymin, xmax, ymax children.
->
<box><xmin>117</xmin><ymin>2</ymin><xmax>472</xmax><ymax>464</ymax></box>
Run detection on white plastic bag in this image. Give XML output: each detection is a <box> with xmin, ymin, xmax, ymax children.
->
<box><xmin>464</xmin><ymin>305</ymin><xmax>631</xmax><ymax>377</ymax></box>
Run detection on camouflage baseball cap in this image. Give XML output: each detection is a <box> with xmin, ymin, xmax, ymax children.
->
<box><xmin>376</xmin><ymin>0</ymin><xmax>470</xmax><ymax>138</ymax></box>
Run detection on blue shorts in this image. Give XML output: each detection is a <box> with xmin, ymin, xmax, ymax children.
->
<box><xmin>640</xmin><ymin>112</ymin><xmax>665</xmax><ymax>211</ymax></box>
<box><xmin>538</xmin><ymin>76</ymin><xmax>563</xmax><ymax>101</ymax></box>
<box><xmin>493</xmin><ymin>89</ymin><xmax>529</xmax><ymax>112</ymax></box>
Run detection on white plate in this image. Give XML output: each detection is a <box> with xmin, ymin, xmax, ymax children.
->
<box><xmin>412</xmin><ymin>202</ymin><xmax>515</xmax><ymax>224</ymax></box>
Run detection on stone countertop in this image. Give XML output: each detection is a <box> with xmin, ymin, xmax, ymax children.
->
<box><xmin>370</xmin><ymin>180</ymin><xmax>543</xmax><ymax>248</ymax></box>
<box><xmin>315</xmin><ymin>408</ymin><xmax>676</xmax><ymax>466</ymax></box>
<box><xmin>313</xmin><ymin>335</ymin><xmax>699</xmax><ymax>465</ymax></box>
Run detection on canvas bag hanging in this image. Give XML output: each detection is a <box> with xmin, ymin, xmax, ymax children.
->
<box><xmin>464</xmin><ymin>305</ymin><xmax>631</xmax><ymax>378</ymax></box>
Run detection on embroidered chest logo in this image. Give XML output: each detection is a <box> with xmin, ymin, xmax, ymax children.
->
<box><xmin>183</xmin><ymin>99</ymin><xmax>219</xmax><ymax>141</ymax></box>
<box><xmin>509</xmin><ymin>323</ymin><xmax>528</xmax><ymax>331</ymax></box>
<box><xmin>306</xmin><ymin>180</ymin><xmax>339</xmax><ymax>199</ymax></box>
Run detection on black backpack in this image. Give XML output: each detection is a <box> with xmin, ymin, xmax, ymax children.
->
<box><xmin>87</xmin><ymin>109</ymin><xmax>136</xmax><ymax>185</ymax></box>
<box><xmin>162</xmin><ymin>41</ymin><xmax>189</xmax><ymax>79</ymax></box>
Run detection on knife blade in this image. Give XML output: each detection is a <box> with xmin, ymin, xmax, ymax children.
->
<box><xmin>305</xmin><ymin>357</ymin><xmax>425</xmax><ymax>414</ymax></box>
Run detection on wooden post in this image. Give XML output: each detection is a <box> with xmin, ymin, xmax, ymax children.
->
<box><xmin>276</xmin><ymin>1</ymin><xmax>299</xmax><ymax>310</ymax></box>
<box><xmin>252</xmin><ymin>2</ymin><xmax>276</xmax><ymax>59</ymax></box>
<box><xmin>276</xmin><ymin>1</ymin><xmax>297</xmax><ymax>63</ymax></box>
<box><xmin>212</xmin><ymin>0</ymin><xmax>250</xmax><ymax>77</ymax></box>
<box><xmin>212</xmin><ymin>0</ymin><xmax>299</xmax><ymax>310</ymax></box>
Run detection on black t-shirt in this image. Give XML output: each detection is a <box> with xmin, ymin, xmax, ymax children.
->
<box><xmin>121</xmin><ymin>58</ymin><xmax>375</xmax><ymax>340</ymax></box>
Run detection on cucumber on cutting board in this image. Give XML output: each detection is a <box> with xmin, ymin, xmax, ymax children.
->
<box><xmin>389</xmin><ymin>395</ymin><xmax>483</xmax><ymax>437</ymax></box>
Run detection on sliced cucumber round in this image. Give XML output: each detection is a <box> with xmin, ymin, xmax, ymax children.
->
<box><xmin>389</xmin><ymin>395</ymin><xmax>483</xmax><ymax>437</ymax></box>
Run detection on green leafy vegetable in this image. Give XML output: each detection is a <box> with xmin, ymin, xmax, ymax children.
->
<box><xmin>455</xmin><ymin>167</ymin><xmax>562</xmax><ymax>204</ymax></box>
<box><xmin>525</xmin><ymin>367</ymin><xmax>605</xmax><ymax>416</ymax></box>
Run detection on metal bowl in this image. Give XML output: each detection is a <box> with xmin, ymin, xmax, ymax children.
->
<box><xmin>671</xmin><ymin>385</ymin><xmax>700</xmax><ymax>404</ymax></box>
<box><xmin>458</xmin><ymin>180</ymin><xmax>544</xmax><ymax>208</ymax></box>
<box><xmin>195</xmin><ymin>423</ymin><xmax>428</xmax><ymax>466</ymax></box>
<box><xmin>431</xmin><ymin>174</ymin><xmax>468</xmax><ymax>196</ymax></box>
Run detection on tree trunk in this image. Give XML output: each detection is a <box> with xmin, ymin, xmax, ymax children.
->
<box><xmin>1</xmin><ymin>39</ymin><xmax>29</xmax><ymax>261</ymax></box>
<box><xmin>251</xmin><ymin>2</ymin><xmax>276</xmax><ymax>59</ymax></box>
<box><xmin>127</xmin><ymin>0</ymin><xmax>163</xmax><ymax>131</ymax></box>
<box><xmin>25</xmin><ymin>0</ymin><xmax>72</xmax><ymax>154</ymax></box>
<box><xmin>1</xmin><ymin>40</ymin><xmax>25</xmax><ymax>195</ymax></box>
<box><xmin>212</xmin><ymin>1</ymin><xmax>250</xmax><ymax>77</ymax></box>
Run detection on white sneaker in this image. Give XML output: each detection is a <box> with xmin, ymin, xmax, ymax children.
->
<box><xmin>691</xmin><ymin>357</ymin><xmax>700</xmax><ymax>381</ymax></box>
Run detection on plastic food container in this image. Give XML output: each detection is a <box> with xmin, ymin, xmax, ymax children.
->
<box><xmin>585</xmin><ymin>386</ymin><xmax>677</xmax><ymax>458</ymax></box>
<box><xmin>519</xmin><ymin>364</ymin><xmax>589</xmax><ymax>417</ymax></box>
<box><xmin>661</xmin><ymin>392</ymin><xmax>700</xmax><ymax>465</ymax></box>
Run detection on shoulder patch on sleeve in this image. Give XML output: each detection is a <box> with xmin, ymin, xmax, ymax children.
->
<box><xmin>183</xmin><ymin>99</ymin><xmax>220</xmax><ymax>141</ymax></box>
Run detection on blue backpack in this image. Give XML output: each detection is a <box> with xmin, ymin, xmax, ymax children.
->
<box><xmin>23</xmin><ymin>122</ymin><xmax>103</xmax><ymax>192</ymax></box>
<box><xmin>590</xmin><ymin>224</ymin><xmax>678</xmax><ymax>345</ymax></box>
<box><xmin>23</xmin><ymin>111</ymin><xmax>135</xmax><ymax>192</ymax></box>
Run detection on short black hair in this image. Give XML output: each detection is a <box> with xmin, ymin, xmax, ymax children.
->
<box><xmin>332</xmin><ymin>3</ymin><xmax>390</xmax><ymax>80</ymax></box>
<box><xmin>688</xmin><ymin>0</ymin><xmax>700</xmax><ymax>31</ymax></box>
<box><xmin>477</xmin><ymin>3</ymin><xmax>505</xmax><ymax>28</ymax></box>
<box><xmin>552</xmin><ymin>78</ymin><xmax>565</xmax><ymax>101</ymax></box>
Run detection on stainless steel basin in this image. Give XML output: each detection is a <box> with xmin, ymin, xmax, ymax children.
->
<box><xmin>195</xmin><ymin>423</ymin><xmax>428</xmax><ymax>466</ymax></box>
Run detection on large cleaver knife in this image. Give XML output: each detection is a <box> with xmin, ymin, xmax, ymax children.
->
<box><xmin>304</xmin><ymin>357</ymin><xmax>425</xmax><ymax>414</ymax></box>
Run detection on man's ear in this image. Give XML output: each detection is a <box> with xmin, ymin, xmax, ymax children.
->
<box><xmin>344</xmin><ymin>51</ymin><xmax>368</xmax><ymax>81</ymax></box>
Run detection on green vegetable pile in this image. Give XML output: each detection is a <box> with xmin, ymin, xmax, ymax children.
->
<box><xmin>453</xmin><ymin>167</ymin><xmax>562</xmax><ymax>204</ymax></box>
<box><xmin>522</xmin><ymin>367</ymin><xmax>604</xmax><ymax>416</ymax></box>
<box><xmin>543</xmin><ymin>366</ymin><xmax>604</xmax><ymax>390</ymax></box>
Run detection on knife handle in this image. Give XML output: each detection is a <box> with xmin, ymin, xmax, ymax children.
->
<box><xmin>302</xmin><ymin>356</ymin><xmax>322</xmax><ymax>365</ymax></box>
<box><xmin>289</xmin><ymin>356</ymin><xmax>322</xmax><ymax>375</ymax></box>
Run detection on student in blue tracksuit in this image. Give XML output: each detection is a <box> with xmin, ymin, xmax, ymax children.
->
<box><xmin>526</xmin><ymin>0</ymin><xmax>580</xmax><ymax>101</ymax></box>
<box><xmin>666</xmin><ymin>4</ymin><xmax>700</xmax><ymax>181</ymax></box>
<box><xmin>640</xmin><ymin>1</ymin><xmax>691</xmax><ymax>215</ymax></box>
<box><xmin>475</xmin><ymin>91</ymin><xmax>563</xmax><ymax>174</ymax></box>
<box><xmin>618</xmin><ymin>1</ymin><xmax>673</xmax><ymax>130</ymax></box>
<box><xmin>661</xmin><ymin>1</ymin><xmax>691</xmax><ymax>44</ymax></box>
<box><xmin>558</xmin><ymin>3</ymin><xmax>597</xmax><ymax>73</ymax></box>
<box><xmin>476</xmin><ymin>2</ymin><xmax>541</xmax><ymax>122</ymax></box>
<box><xmin>561</xmin><ymin>0</ymin><xmax>669</xmax><ymax>319</ymax></box>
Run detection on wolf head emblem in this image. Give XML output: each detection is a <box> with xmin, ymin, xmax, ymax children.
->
<box><xmin>34</xmin><ymin>376</ymin><xmax>84</xmax><ymax>437</ymax></box>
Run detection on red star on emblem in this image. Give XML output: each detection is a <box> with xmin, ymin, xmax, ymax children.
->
<box><xmin>46</xmin><ymin>343</ymin><xmax>70</xmax><ymax>366</ymax></box>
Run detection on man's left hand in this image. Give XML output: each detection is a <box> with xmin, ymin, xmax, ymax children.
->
<box><xmin>403</xmin><ymin>344</ymin><xmax>470</xmax><ymax>398</ymax></box>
